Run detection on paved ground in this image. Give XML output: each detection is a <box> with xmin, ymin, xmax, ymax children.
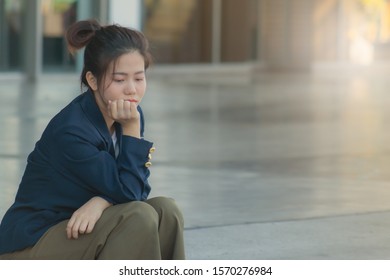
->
<box><xmin>1</xmin><ymin>66</ymin><xmax>390</xmax><ymax>259</ymax></box>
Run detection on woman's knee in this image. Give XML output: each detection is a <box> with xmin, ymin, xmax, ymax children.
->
<box><xmin>146</xmin><ymin>197</ymin><xmax>184</xmax><ymax>226</ymax></box>
<box><xmin>117</xmin><ymin>201</ymin><xmax>159</xmax><ymax>231</ymax></box>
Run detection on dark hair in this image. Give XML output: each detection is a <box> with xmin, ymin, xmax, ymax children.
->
<box><xmin>66</xmin><ymin>19</ymin><xmax>152</xmax><ymax>90</ymax></box>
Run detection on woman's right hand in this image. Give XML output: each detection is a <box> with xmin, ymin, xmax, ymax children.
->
<box><xmin>107</xmin><ymin>99</ymin><xmax>141</xmax><ymax>138</ymax></box>
<box><xmin>66</xmin><ymin>196</ymin><xmax>112</xmax><ymax>239</ymax></box>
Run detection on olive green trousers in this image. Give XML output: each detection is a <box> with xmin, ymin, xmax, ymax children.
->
<box><xmin>0</xmin><ymin>196</ymin><xmax>185</xmax><ymax>260</ymax></box>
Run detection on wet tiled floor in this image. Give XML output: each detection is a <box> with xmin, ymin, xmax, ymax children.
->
<box><xmin>1</xmin><ymin>67</ymin><xmax>390</xmax><ymax>259</ymax></box>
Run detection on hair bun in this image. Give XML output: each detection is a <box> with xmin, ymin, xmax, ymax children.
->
<box><xmin>66</xmin><ymin>19</ymin><xmax>101</xmax><ymax>55</ymax></box>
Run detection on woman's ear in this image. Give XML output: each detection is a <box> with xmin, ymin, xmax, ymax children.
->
<box><xmin>86</xmin><ymin>71</ymin><xmax>98</xmax><ymax>91</ymax></box>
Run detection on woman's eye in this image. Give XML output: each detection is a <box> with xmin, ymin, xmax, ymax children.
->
<box><xmin>114</xmin><ymin>79</ymin><xmax>124</xmax><ymax>83</ymax></box>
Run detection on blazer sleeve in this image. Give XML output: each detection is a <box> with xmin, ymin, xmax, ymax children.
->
<box><xmin>52</xmin><ymin>125</ymin><xmax>153</xmax><ymax>204</ymax></box>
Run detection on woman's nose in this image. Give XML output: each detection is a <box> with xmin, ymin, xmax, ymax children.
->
<box><xmin>125</xmin><ymin>81</ymin><xmax>136</xmax><ymax>94</ymax></box>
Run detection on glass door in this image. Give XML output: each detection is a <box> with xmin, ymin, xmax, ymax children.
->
<box><xmin>142</xmin><ymin>0</ymin><xmax>258</xmax><ymax>64</ymax></box>
<box><xmin>142</xmin><ymin>0</ymin><xmax>213</xmax><ymax>63</ymax></box>
<box><xmin>220</xmin><ymin>0</ymin><xmax>258</xmax><ymax>62</ymax></box>
<box><xmin>0</xmin><ymin>0</ymin><xmax>25</xmax><ymax>71</ymax></box>
<box><xmin>41</xmin><ymin>0</ymin><xmax>77</xmax><ymax>72</ymax></box>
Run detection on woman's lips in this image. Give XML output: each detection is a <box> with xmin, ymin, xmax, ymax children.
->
<box><xmin>126</xmin><ymin>99</ymin><xmax>138</xmax><ymax>103</ymax></box>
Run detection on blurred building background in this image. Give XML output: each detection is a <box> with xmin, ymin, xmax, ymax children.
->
<box><xmin>2</xmin><ymin>0</ymin><xmax>390</xmax><ymax>79</ymax></box>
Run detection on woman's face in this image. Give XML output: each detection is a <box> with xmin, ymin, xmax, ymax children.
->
<box><xmin>93</xmin><ymin>51</ymin><xmax>146</xmax><ymax>114</ymax></box>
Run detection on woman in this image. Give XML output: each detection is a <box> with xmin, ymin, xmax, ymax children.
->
<box><xmin>0</xmin><ymin>19</ymin><xmax>185</xmax><ymax>260</ymax></box>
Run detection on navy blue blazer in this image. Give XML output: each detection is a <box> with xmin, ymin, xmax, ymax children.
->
<box><xmin>0</xmin><ymin>89</ymin><xmax>154</xmax><ymax>254</ymax></box>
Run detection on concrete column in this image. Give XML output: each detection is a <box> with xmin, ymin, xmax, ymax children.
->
<box><xmin>336</xmin><ymin>0</ymin><xmax>349</xmax><ymax>62</ymax></box>
<box><xmin>212</xmin><ymin>0</ymin><xmax>222</xmax><ymax>63</ymax></box>
<box><xmin>109</xmin><ymin>0</ymin><xmax>142</xmax><ymax>29</ymax></box>
<box><xmin>25</xmin><ymin>0</ymin><xmax>42</xmax><ymax>81</ymax></box>
<box><xmin>261</xmin><ymin>0</ymin><xmax>314</xmax><ymax>71</ymax></box>
<box><xmin>0</xmin><ymin>0</ymin><xmax>8</xmax><ymax>70</ymax></box>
